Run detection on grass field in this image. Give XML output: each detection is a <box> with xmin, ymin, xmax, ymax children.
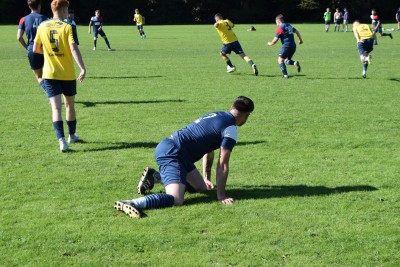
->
<box><xmin>1</xmin><ymin>23</ymin><xmax>400</xmax><ymax>266</ymax></box>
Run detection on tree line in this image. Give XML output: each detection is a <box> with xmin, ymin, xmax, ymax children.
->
<box><xmin>3</xmin><ymin>0</ymin><xmax>399</xmax><ymax>25</ymax></box>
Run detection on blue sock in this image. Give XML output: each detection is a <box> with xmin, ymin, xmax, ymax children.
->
<box><xmin>225</xmin><ymin>59</ymin><xmax>233</xmax><ymax>67</ymax></box>
<box><xmin>363</xmin><ymin>63</ymin><xmax>368</xmax><ymax>72</ymax></box>
<box><xmin>279</xmin><ymin>63</ymin><xmax>288</xmax><ymax>76</ymax></box>
<box><xmin>286</xmin><ymin>59</ymin><xmax>295</xmax><ymax>65</ymax></box>
<box><xmin>66</xmin><ymin>120</ymin><xmax>76</xmax><ymax>135</ymax></box>
<box><xmin>94</xmin><ymin>39</ymin><xmax>97</xmax><ymax>47</ymax></box>
<box><xmin>53</xmin><ymin>121</ymin><xmax>64</xmax><ymax>139</ymax></box>
<box><xmin>247</xmin><ymin>60</ymin><xmax>254</xmax><ymax>66</ymax></box>
<box><xmin>105</xmin><ymin>38</ymin><xmax>111</xmax><ymax>49</ymax></box>
<box><xmin>142</xmin><ymin>193</ymin><xmax>175</xmax><ymax>209</ymax></box>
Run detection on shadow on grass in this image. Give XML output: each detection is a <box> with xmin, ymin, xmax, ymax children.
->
<box><xmin>184</xmin><ymin>184</ymin><xmax>378</xmax><ymax>205</ymax></box>
<box><xmin>388</xmin><ymin>78</ymin><xmax>400</xmax><ymax>82</ymax></box>
<box><xmin>236</xmin><ymin>140</ymin><xmax>266</xmax><ymax>146</ymax></box>
<box><xmin>305</xmin><ymin>77</ymin><xmax>363</xmax><ymax>80</ymax></box>
<box><xmin>87</xmin><ymin>75</ymin><xmax>163</xmax><ymax>79</ymax></box>
<box><xmin>82</xmin><ymin>141</ymin><xmax>158</xmax><ymax>152</ymax></box>
<box><xmin>76</xmin><ymin>99</ymin><xmax>186</xmax><ymax>108</ymax></box>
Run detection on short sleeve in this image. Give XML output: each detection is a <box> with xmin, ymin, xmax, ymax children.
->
<box><xmin>221</xmin><ymin>125</ymin><xmax>238</xmax><ymax>151</ymax></box>
<box><xmin>18</xmin><ymin>17</ymin><xmax>25</xmax><ymax>30</ymax></box>
<box><xmin>34</xmin><ymin>25</ymin><xmax>42</xmax><ymax>45</ymax></box>
<box><xmin>66</xmin><ymin>25</ymin><xmax>75</xmax><ymax>45</ymax></box>
<box><xmin>275</xmin><ymin>27</ymin><xmax>284</xmax><ymax>38</ymax></box>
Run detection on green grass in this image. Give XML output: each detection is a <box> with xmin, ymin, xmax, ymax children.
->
<box><xmin>1</xmin><ymin>24</ymin><xmax>400</xmax><ymax>266</ymax></box>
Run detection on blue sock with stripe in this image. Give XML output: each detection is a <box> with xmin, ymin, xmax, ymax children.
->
<box><xmin>53</xmin><ymin>121</ymin><xmax>64</xmax><ymax>139</ymax></box>
<box><xmin>279</xmin><ymin>63</ymin><xmax>288</xmax><ymax>76</ymax></box>
<box><xmin>131</xmin><ymin>193</ymin><xmax>175</xmax><ymax>209</ymax></box>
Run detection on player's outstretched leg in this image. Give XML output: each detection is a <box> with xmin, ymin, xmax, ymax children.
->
<box><xmin>221</xmin><ymin>54</ymin><xmax>235</xmax><ymax>73</ymax></box>
<box><xmin>241</xmin><ymin>54</ymin><xmax>258</xmax><ymax>76</ymax></box>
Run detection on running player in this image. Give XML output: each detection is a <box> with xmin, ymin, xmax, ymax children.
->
<box><xmin>65</xmin><ymin>8</ymin><xmax>79</xmax><ymax>45</ymax></box>
<box><xmin>214</xmin><ymin>13</ymin><xmax>258</xmax><ymax>76</ymax></box>
<box><xmin>33</xmin><ymin>0</ymin><xmax>86</xmax><ymax>152</ymax></box>
<box><xmin>133</xmin><ymin>8</ymin><xmax>146</xmax><ymax>39</ymax></box>
<box><xmin>352</xmin><ymin>21</ymin><xmax>374</xmax><ymax>78</ymax></box>
<box><xmin>323</xmin><ymin>8</ymin><xmax>331</xmax><ymax>32</ymax></box>
<box><xmin>114</xmin><ymin>96</ymin><xmax>254</xmax><ymax>219</ymax></box>
<box><xmin>17</xmin><ymin>0</ymin><xmax>48</xmax><ymax>83</ymax></box>
<box><xmin>88</xmin><ymin>10</ymin><xmax>113</xmax><ymax>51</ymax></box>
<box><xmin>267</xmin><ymin>14</ymin><xmax>303</xmax><ymax>79</ymax></box>
<box><xmin>370</xmin><ymin>9</ymin><xmax>393</xmax><ymax>45</ymax></box>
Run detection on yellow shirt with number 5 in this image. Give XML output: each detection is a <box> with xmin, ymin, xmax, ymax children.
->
<box><xmin>215</xmin><ymin>19</ymin><xmax>238</xmax><ymax>44</ymax></box>
<box><xmin>34</xmin><ymin>19</ymin><xmax>76</xmax><ymax>80</ymax></box>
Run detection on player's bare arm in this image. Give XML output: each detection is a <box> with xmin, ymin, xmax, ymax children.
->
<box><xmin>202</xmin><ymin>151</ymin><xmax>215</xmax><ymax>189</ymax></box>
<box><xmin>267</xmin><ymin>37</ymin><xmax>279</xmax><ymax>46</ymax></box>
<box><xmin>295</xmin><ymin>30</ymin><xmax>303</xmax><ymax>44</ymax></box>
<box><xmin>216</xmin><ymin>147</ymin><xmax>233</xmax><ymax>204</ymax></box>
<box><xmin>32</xmin><ymin>41</ymin><xmax>43</xmax><ymax>54</ymax></box>
<box><xmin>88</xmin><ymin>21</ymin><xmax>92</xmax><ymax>33</ymax></box>
<box><xmin>17</xmin><ymin>29</ymin><xmax>28</xmax><ymax>49</ymax></box>
<box><xmin>70</xmin><ymin>43</ymin><xmax>86</xmax><ymax>82</ymax></box>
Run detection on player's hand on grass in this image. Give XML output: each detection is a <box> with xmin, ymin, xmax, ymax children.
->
<box><xmin>219</xmin><ymin>197</ymin><xmax>234</xmax><ymax>205</ymax></box>
<box><xmin>204</xmin><ymin>179</ymin><xmax>215</xmax><ymax>190</ymax></box>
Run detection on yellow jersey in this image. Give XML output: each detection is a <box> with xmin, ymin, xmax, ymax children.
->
<box><xmin>215</xmin><ymin>19</ymin><xmax>238</xmax><ymax>44</ymax></box>
<box><xmin>355</xmin><ymin>24</ymin><xmax>373</xmax><ymax>40</ymax></box>
<box><xmin>35</xmin><ymin>19</ymin><xmax>76</xmax><ymax>80</ymax></box>
<box><xmin>134</xmin><ymin>14</ymin><xmax>144</xmax><ymax>25</ymax></box>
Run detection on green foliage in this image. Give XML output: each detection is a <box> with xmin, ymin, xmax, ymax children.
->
<box><xmin>1</xmin><ymin>24</ymin><xmax>400</xmax><ymax>266</ymax></box>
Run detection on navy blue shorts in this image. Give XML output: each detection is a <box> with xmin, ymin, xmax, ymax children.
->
<box><xmin>279</xmin><ymin>46</ymin><xmax>296</xmax><ymax>59</ymax></box>
<box><xmin>94</xmin><ymin>29</ymin><xmax>106</xmax><ymax>38</ymax></box>
<box><xmin>137</xmin><ymin>25</ymin><xmax>143</xmax><ymax>31</ymax></box>
<box><xmin>325</xmin><ymin>21</ymin><xmax>331</xmax><ymax>25</ymax></box>
<box><xmin>357</xmin><ymin>39</ymin><xmax>374</xmax><ymax>55</ymax></box>
<box><xmin>27</xmin><ymin>50</ymin><xmax>44</xmax><ymax>70</ymax></box>
<box><xmin>154</xmin><ymin>138</ymin><xmax>196</xmax><ymax>186</ymax></box>
<box><xmin>40</xmin><ymin>79</ymin><xmax>77</xmax><ymax>98</ymax></box>
<box><xmin>221</xmin><ymin>41</ymin><xmax>244</xmax><ymax>55</ymax></box>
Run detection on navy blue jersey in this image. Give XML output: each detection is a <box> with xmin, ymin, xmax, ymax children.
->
<box><xmin>90</xmin><ymin>16</ymin><xmax>103</xmax><ymax>31</ymax></box>
<box><xmin>275</xmin><ymin>23</ymin><xmax>297</xmax><ymax>48</ymax></box>
<box><xmin>171</xmin><ymin>111</ymin><xmax>237</xmax><ymax>164</ymax></box>
<box><xmin>18</xmin><ymin>12</ymin><xmax>48</xmax><ymax>49</ymax></box>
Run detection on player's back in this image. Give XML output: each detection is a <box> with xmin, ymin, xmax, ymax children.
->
<box><xmin>35</xmin><ymin>19</ymin><xmax>75</xmax><ymax>80</ymax></box>
<box><xmin>172</xmin><ymin>111</ymin><xmax>237</xmax><ymax>163</ymax></box>
<box><xmin>276</xmin><ymin>23</ymin><xmax>296</xmax><ymax>47</ymax></box>
<box><xmin>356</xmin><ymin>24</ymin><xmax>373</xmax><ymax>39</ymax></box>
<box><xmin>19</xmin><ymin>13</ymin><xmax>48</xmax><ymax>48</ymax></box>
<box><xmin>216</xmin><ymin>19</ymin><xmax>238</xmax><ymax>44</ymax></box>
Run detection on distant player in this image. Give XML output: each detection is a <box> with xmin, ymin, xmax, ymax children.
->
<box><xmin>370</xmin><ymin>9</ymin><xmax>393</xmax><ymax>45</ymax></box>
<box><xmin>114</xmin><ymin>96</ymin><xmax>254</xmax><ymax>219</ymax></box>
<box><xmin>214</xmin><ymin>13</ymin><xmax>258</xmax><ymax>76</ymax></box>
<box><xmin>343</xmin><ymin>8</ymin><xmax>349</xmax><ymax>32</ymax></box>
<box><xmin>88</xmin><ymin>10</ymin><xmax>113</xmax><ymax>51</ymax></box>
<box><xmin>33</xmin><ymin>0</ymin><xmax>86</xmax><ymax>152</ymax></box>
<box><xmin>334</xmin><ymin>8</ymin><xmax>343</xmax><ymax>32</ymax></box>
<box><xmin>323</xmin><ymin>8</ymin><xmax>331</xmax><ymax>32</ymax></box>
<box><xmin>352</xmin><ymin>21</ymin><xmax>374</xmax><ymax>78</ymax></box>
<box><xmin>17</xmin><ymin>0</ymin><xmax>48</xmax><ymax>84</ymax></box>
<box><xmin>133</xmin><ymin>8</ymin><xmax>146</xmax><ymax>39</ymax></box>
<box><xmin>396</xmin><ymin>7</ymin><xmax>400</xmax><ymax>30</ymax></box>
<box><xmin>267</xmin><ymin>14</ymin><xmax>303</xmax><ymax>79</ymax></box>
<box><xmin>65</xmin><ymin>9</ymin><xmax>79</xmax><ymax>45</ymax></box>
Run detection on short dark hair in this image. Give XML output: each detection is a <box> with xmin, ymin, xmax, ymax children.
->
<box><xmin>215</xmin><ymin>13</ymin><xmax>223</xmax><ymax>19</ymax></box>
<box><xmin>28</xmin><ymin>0</ymin><xmax>41</xmax><ymax>9</ymax></box>
<box><xmin>233</xmin><ymin>96</ymin><xmax>254</xmax><ymax>113</ymax></box>
<box><xmin>276</xmin><ymin>14</ymin><xmax>285</xmax><ymax>22</ymax></box>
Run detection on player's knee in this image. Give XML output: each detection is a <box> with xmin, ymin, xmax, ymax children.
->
<box><xmin>102</xmin><ymin>35</ymin><xmax>107</xmax><ymax>39</ymax></box>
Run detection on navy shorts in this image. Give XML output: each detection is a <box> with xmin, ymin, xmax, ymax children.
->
<box><xmin>155</xmin><ymin>138</ymin><xmax>196</xmax><ymax>186</ymax></box>
<box><xmin>40</xmin><ymin>79</ymin><xmax>77</xmax><ymax>98</ymax></box>
<box><xmin>137</xmin><ymin>25</ymin><xmax>143</xmax><ymax>31</ymax></box>
<box><xmin>357</xmin><ymin>39</ymin><xmax>374</xmax><ymax>55</ymax></box>
<box><xmin>94</xmin><ymin>29</ymin><xmax>106</xmax><ymax>38</ymax></box>
<box><xmin>221</xmin><ymin>41</ymin><xmax>244</xmax><ymax>55</ymax></box>
<box><xmin>375</xmin><ymin>26</ymin><xmax>382</xmax><ymax>33</ymax></box>
<box><xmin>325</xmin><ymin>21</ymin><xmax>331</xmax><ymax>25</ymax></box>
<box><xmin>27</xmin><ymin>50</ymin><xmax>44</xmax><ymax>70</ymax></box>
<box><xmin>279</xmin><ymin>46</ymin><xmax>296</xmax><ymax>59</ymax></box>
